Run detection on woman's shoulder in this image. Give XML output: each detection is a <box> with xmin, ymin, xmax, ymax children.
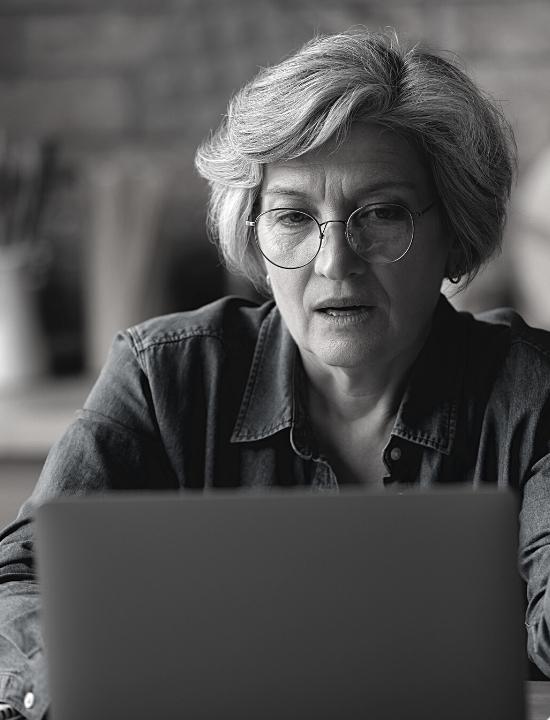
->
<box><xmin>471</xmin><ymin>306</ymin><xmax>550</xmax><ymax>364</ymax></box>
<box><xmin>125</xmin><ymin>295</ymin><xmax>276</xmax><ymax>353</ymax></box>
<box><xmin>457</xmin><ymin>305</ymin><xmax>550</xmax><ymax>405</ymax></box>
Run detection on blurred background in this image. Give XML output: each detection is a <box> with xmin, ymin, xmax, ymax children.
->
<box><xmin>1</xmin><ymin>0</ymin><xmax>550</xmax><ymax>521</ymax></box>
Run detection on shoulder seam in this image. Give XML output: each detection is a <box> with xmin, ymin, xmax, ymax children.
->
<box><xmin>128</xmin><ymin>326</ymin><xmax>224</xmax><ymax>355</ymax></box>
<box><xmin>76</xmin><ymin>409</ymin><xmax>161</xmax><ymax>444</ymax></box>
<box><xmin>510</xmin><ymin>335</ymin><xmax>550</xmax><ymax>360</ymax></box>
<box><xmin>472</xmin><ymin>310</ymin><xmax>550</xmax><ymax>360</ymax></box>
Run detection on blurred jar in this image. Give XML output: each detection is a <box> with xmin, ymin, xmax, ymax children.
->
<box><xmin>0</xmin><ymin>244</ymin><xmax>47</xmax><ymax>387</ymax></box>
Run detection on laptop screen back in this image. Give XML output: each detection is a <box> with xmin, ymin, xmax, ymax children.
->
<box><xmin>35</xmin><ymin>489</ymin><xmax>525</xmax><ymax>720</ymax></box>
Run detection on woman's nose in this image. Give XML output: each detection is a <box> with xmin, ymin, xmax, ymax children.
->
<box><xmin>314</xmin><ymin>221</ymin><xmax>367</xmax><ymax>280</ymax></box>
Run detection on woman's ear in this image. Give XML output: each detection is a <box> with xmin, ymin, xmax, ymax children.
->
<box><xmin>445</xmin><ymin>237</ymin><xmax>464</xmax><ymax>284</ymax></box>
<box><xmin>445</xmin><ymin>242</ymin><xmax>463</xmax><ymax>284</ymax></box>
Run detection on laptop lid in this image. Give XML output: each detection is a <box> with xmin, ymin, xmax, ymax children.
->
<box><xmin>35</xmin><ymin>488</ymin><xmax>525</xmax><ymax>720</ymax></box>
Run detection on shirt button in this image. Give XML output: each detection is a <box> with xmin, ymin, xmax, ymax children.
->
<box><xmin>24</xmin><ymin>692</ymin><xmax>35</xmax><ymax>710</ymax></box>
<box><xmin>390</xmin><ymin>447</ymin><xmax>402</xmax><ymax>461</ymax></box>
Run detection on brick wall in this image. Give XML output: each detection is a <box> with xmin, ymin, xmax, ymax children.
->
<box><xmin>1</xmin><ymin>0</ymin><xmax>548</xmax><ymax>161</ymax></box>
<box><xmin>1</xmin><ymin>0</ymin><xmax>549</xmax><ymax>367</ymax></box>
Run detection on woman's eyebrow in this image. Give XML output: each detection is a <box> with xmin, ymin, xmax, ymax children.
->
<box><xmin>262</xmin><ymin>186</ymin><xmax>311</xmax><ymax>199</ymax></box>
<box><xmin>355</xmin><ymin>180</ymin><xmax>417</xmax><ymax>194</ymax></box>
<box><xmin>263</xmin><ymin>180</ymin><xmax>417</xmax><ymax>197</ymax></box>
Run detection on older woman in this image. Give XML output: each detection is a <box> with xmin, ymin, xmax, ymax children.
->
<box><xmin>1</xmin><ymin>27</ymin><xmax>550</xmax><ymax>718</ymax></box>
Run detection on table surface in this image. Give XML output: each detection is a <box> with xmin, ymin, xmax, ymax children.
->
<box><xmin>0</xmin><ymin>376</ymin><xmax>92</xmax><ymax>460</ymax></box>
<box><xmin>528</xmin><ymin>682</ymin><xmax>550</xmax><ymax>720</ymax></box>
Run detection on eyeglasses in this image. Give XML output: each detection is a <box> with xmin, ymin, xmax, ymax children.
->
<box><xmin>246</xmin><ymin>200</ymin><xmax>436</xmax><ymax>269</ymax></box>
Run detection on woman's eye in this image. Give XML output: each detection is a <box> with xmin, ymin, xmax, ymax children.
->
<box><xmin>276</xmin><ymin>211</ymin><xmax>309</xmax><ymax>225</ymax></box>
<box><xmin>372</xmin><ymin>206</ymin><xmax>400</xmax><ymax>221</ymax></box>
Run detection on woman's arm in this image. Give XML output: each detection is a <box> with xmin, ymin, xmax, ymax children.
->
<box><xmin>0</xmin><ymin>518</ymin><xmax>47</xmax><ymax>720</ymax></box>
<box><xmin>519</xmin><ymin>455</ymin><xmax>550</xmax><ymax>677</ymax></box>
<box><xmin>0</xmin><ymin>330</ymin><xmax>177</xmax><ymax>718</ymax></box>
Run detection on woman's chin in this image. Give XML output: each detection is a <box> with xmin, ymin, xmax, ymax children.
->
<box><xmin>304</xmin><ymin>336</ymin><xmax>385</xmax><ymax>371</ymax></box>
<box><xmin>303</xmin><ymin>311</ymin><xmax>389</xmax><ymax>369</ymax></box>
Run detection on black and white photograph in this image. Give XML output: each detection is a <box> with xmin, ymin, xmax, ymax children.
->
<box><xmin>1</xmin><ymin>1</ymin><xmax>550</xmax><ymax>718</ymax></box>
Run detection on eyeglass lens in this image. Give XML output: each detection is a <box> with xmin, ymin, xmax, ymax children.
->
<box><xmin>255</xmin><ymin>205</ymin><xmax>413</xmax><ymax>269</ymax></box>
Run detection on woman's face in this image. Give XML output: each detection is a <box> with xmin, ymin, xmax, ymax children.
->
<box><xmin>259</xmin><ymin>123</ymin><xmax>451</xmax><ymax>375</ymax></box>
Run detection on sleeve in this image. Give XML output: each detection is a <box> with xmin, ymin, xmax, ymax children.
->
<box><xmin>0</xmin><ymin>705</ymin><xmax>24</xmax><ymax>719</ymax></box>
<box><xmin>0</xmin><ymin>331</ymin><xmax>177</xmax><ymax>719</ymax></box>
<box><xmin>519</xmin><ymin>453</ymin><xmax>550</xmax><ymax>678</ymax></box>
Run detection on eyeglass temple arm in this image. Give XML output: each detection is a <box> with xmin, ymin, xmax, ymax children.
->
<box><xmin>415</xmin><ymin>199</ymin><xmax>437</xmax><ymax>217</ymax></box>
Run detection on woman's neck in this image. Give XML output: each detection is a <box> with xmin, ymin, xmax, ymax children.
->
<box><xmin>300</xmin><ymin>349</ymin><xmax>411</xmax><ymax>426</ymax></box>
<box><xmin>301</xmin><ymin>355</ymin><xmax>406</xmax><ymax>486</ymax></box>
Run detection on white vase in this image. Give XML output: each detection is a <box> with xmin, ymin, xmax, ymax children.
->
<box><xmin>0</xmin><ymin>246</ymin><xmax>47</xmax><ymax>387</ymax></box>
<box><xmin>85</xmin><ymin>153</ymin><xmax>168</xmax><ymax>372</ymax></box>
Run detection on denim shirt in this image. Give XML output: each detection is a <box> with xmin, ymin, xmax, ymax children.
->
<box><xmin>1</xmin><ymin>293</ymin><xmax>550</xmax><ymax>718</ymax></box>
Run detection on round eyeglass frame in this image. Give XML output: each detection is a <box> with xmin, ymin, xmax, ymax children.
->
<box><xmin>246</xmin><ymin>200</ymin><xmax>437</xmax><ymax>269</ymax></box>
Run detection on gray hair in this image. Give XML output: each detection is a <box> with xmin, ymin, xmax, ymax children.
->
<box><xmin>195</xmin><ymin>28</ymin><xmax>517</xmax><ymax>296</ymax></box>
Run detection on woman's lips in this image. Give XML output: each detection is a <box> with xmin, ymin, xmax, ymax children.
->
<box><xmin>314</xmin><ymin>296</ymin><xmax>374</xmax><ymax>311</ymax></box>
<box><xmin>319</xmin><ymin>305</ymin><xmax>369</xmax><ymax>316</ymax></box>
<box><xmin>315</xmin><ymin>304</ymin><xmax>375</xmax><ymax>324</ymax></box>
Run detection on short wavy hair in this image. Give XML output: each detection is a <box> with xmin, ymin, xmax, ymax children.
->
<box><xmin>195</xmin><ymin>28</ymin><xmax>516</xmax><ymax>296</ymax></box>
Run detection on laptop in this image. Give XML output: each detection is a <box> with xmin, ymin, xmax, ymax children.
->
<box><xmin>35</xmin><ymin>488</ymin><xmax>526</xmax><ymax>720</ymax></box>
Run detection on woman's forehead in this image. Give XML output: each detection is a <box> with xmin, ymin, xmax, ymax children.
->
<box><xmin>262</xmin><ymin>123</ymin><xmax>430</xmax><ymax>197</ymax></box>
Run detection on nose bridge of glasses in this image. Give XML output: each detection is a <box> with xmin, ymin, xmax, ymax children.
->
<box><xmin>319</xmin><ymin>218</ymin><xmax>348</xmax><ymax>240</ymax></box>
<box><xmin>316</xmin><ymin>218</ymin><xmax>362</xmax><ymax>271</ymax></box>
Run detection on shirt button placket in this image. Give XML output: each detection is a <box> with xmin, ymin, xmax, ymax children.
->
<box><xmin>383</xmin><ymin>444</ymin><xmax>403</xmax><ymax>487</ymax></box>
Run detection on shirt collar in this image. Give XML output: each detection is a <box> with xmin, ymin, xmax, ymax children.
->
<box><xmin>230</xmin><ymin>304</ymin><xmax>296</xmax><ymax>443</ymax></box>
<box><xmin>231</xmin><ymin>295</ymin><xmax>466</xmax><ymax>455</ymax></box>
<box><xmin>392</xmin><ymin>295</ymin><xmax>466</xmax><ymax>455</ymax></box>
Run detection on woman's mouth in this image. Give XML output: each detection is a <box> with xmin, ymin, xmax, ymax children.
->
<box><xmin>319</xmin><ymin>305</ymin><xmax>369</xmax><ymax>317</ymax></box>
<box><xmin>315</xmin><ymin>304</ymin><xmax>375</xmax><ymax>324</ymax></box>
